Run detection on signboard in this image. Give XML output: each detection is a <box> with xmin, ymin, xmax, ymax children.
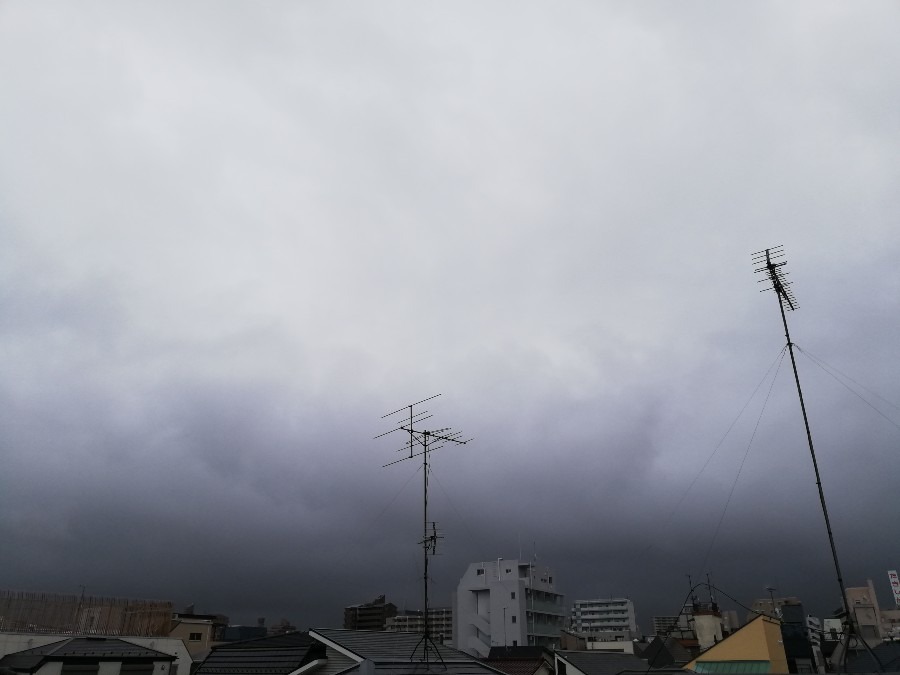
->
<box><xmin>889</xmin><ymin>570</ymin><xmax>900</xmax><ymax>608</ymax></box>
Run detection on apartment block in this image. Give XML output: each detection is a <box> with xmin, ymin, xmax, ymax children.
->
<box><xmin>453</xmin><ymin>559</ymin><xmax>565</xmax><ymax>657</ymax></box>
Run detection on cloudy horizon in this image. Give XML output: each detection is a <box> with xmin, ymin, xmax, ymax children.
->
<box><xmin>1</xmin><ymin>1</ymin><xmax>899</xmax><ymax>632</ymax></box>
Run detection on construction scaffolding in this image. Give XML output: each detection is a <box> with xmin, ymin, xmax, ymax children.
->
<box><xmin>0</xmin><ymin>589</ymin><xmax>173</xmax><ymax>636</ymax></box>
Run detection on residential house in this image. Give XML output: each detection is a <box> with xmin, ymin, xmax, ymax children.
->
<box><xmin>168</xmin><ymin>612</ymin><xmax>227</xmax><ymax>660</ymax></box>
<box><xmin>684</xmin><ymin>614</ymin><xmax>788</xmax><ymax>674</ymax></box>
<box><xmin>0</xmin><ymin>637</ymin><xmax>175</xmax><ymax>675</ymax></box>
<box><xmin>0</xmin><ymin>633</ymin><xmax>191</xmax><ymax>675</ymax></box>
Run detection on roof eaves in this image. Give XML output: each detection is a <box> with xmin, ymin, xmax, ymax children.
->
<box><xmin>288</xmin><ymin>658</ymin><xmax>328</xmax><ymax>675</ymax></box>
<box><xmin>308</xmin><ymin>630</ymin><xmax>364</xmax><ymax>663</ymax></box>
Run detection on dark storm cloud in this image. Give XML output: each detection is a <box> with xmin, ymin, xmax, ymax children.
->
<box><xmin>1</xmin><ymin>0</ymin><xmax>899</xmax><ymax>632</ymax></box>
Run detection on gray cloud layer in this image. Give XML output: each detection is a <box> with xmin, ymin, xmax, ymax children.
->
<box><xmin>1</xmin><ymin>1</ymin><xmax>899</xmax><ymax>630</ymax></box>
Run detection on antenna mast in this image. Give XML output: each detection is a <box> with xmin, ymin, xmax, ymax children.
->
<box><xmin>375</xmin><ymin>394</ymin><xmax>472</xmax><ymax>667</ymax></box>
<box><xmin>753</xmin><ymin>246</ymin><xmax>853</xmax><ymax>650</ymax></box>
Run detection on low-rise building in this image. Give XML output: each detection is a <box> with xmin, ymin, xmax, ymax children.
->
<box><xmin>168</xmin><ymin>612</ymin><xmax>227</xmax><ymax>660</ymax></box>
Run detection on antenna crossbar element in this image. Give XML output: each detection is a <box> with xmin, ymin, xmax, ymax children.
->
<box><xmin>375</xmin><ymin>395</ymin><xmax>472</xmax><ymax>668</ymax></box>
<box><xmin>752</xmin><ymin>245</ymin><xmax>798</xmax><ymax>310</ymax></box>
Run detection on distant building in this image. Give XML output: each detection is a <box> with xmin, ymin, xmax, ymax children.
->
<box><xmin>880</xmin><ymin>609</ymin><xmax>900</xmax><ymax>642</ymax></box>
<box><xmin>342</xmin><ymin>595</ymin><xmax>397</xmax><ymax>631</ymax></box>
<box><xmin>780</xmin><ymin>602</ymin><xmax>825</xmax><ymax>673</ymax></box>
<box><xmin>747</xmin><ymin>595</ymin><xmax>801</xmax><ymax>623</ymax></box>
<box><xmin>570</xmin><ymin>598</ymin><xmax>638</xmax><ymax>641</ymax></box>
<box><xmin>691</xmin><ymin>601</ymin><xmax>724</xmax><ymax>651</ymax></box>
<box><xmin>385</xmin><ymin>607</ymin><xmax>453</xmax><ymax>644</ymax></box>
<box><xmin>845</xmin><ymin>580</ymin><xmax>883</xmax><ymax>646</ymax></box>
<box><xmin>650</xmin><ymin>617</ymin><xmax>679</xmax><ymax>637</ymax></box>
<box><xmin>453</xmin><ymin>559</ymin><xmax>565</xmax><ymax>657</ymax></box>
<box><xmin>651</xmin><ymin>604</ymin><xmax>694</xmax><ymax>639</ymax></box>
<box><xmin>168</xmin><ymin>610</ymin><xmax>228</xmax><ymax>659</ymax></box>
<box><xmin>220</xmin><ymin>618</ymin><xmax>267</xmax><ymax>643</ymax></box>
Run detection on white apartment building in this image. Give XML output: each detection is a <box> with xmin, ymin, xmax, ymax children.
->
<box><xmin>570</xmin><ymin>598</ymin><xmax>638</xmax><ymax>641</ymax></box>
<box><xmin>453</xmin><ymin>559</ymin><xmax>565</xmax><ymax>658</ymax></box>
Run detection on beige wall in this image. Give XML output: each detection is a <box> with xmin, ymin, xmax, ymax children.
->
<box><xmin>686</xmin><ymin>616</ymin><xmax>788</xmax><ymax>673</ymax></box>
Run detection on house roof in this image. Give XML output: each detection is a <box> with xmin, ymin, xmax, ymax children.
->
<box><xmin>341</xmin><ymin>662</ymin><xmax>509</xmax><ymax>675</ymax></box>
<box><xmin>309</xmin><ymin>629</ymin><xmax>508</xmax><ymax>675</ymax></box>
<box><xmin>637</xmin><ymin>636</ymin><xmax>695</xmax><ymax>667</ymax></box>
<box><xmin>483</xmin><ymin>645</ymin><xmax>553</xmax><ymax>675</ymax></box>
<box><xmin>195</xmin><ymin>631</ymin><xmax>324</xmax><ymax>675</ymax></box>
<box><xmin>556</xmin><ymin>650</ymin><xmax>650</xmax><ymax>675</ymax></box>
<box><xmin>844</xmin><ymin>641</ymin><xmax>900</xmax><ymax>673</ymax></box>
<box><xmin>2</xmin><ymin>638</ymin><xmax>174</xmax><ymax>660</ymax></box>
<box><xmin>212</xmin><ymin>632</ymin><xmax>319</xmax><ymax>651</ymax></box>
<box><xmin>310</xmin><ymin>629</ymin><xmax>471</xmax><ymax>663</ymax></box>
<box><xmin>0</xmin><ymin>638</ymin><xmax>175</xmax><ymax>673</ymax></box>
<box><xmin>684</xmin><ymin>615</ymin><xmax>787</xmax><ymax>674</ymax></box>
<box><xmin>486</xmin><ymin>648</ymin><xmax>550</xmax><ymax>661</ymax></box>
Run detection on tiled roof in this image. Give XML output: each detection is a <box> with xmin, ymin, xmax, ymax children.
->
<box><xmin>310</xmin><ymin>629</ymin><xmax>507</xmax><ymax>675</ymax></box>
<box><xmin>339</xmin><ymin>661</ymin><xmax>508</xmax><ymax>675</ymax></box>
<box><xmin>481</xmin><ymin>658</ymin><xmax>544</xmax><ymax>675</ymax></box>
<box><xmin>0</xmin><ymin>638</ymin><xmax>175</xmax><ymax>673</ymax></box>
<box><xmin>214</xmin><ymin>632</ymin><xmax>318</xmax><ymax>651</ymax></box>
<box><xmin>556</xmin><ymin>650</ymin><xmax>649</xmax><ymax>675</ymax></box>
<box><xmin>487</xmin><ymin>648</ymin><xmax>549</xmax><ymax>661</ymax></box>
<box><xmin>637</xmin><ymin>636</ymin><xmax>694</xmax><ymax>667</ymax></box>
<box><xmin>845</xmin><ymin>642</ymin><xmax>900</xmax><ymax>673</ymax></box>
<box><xmin>311</xmin><ymin>629</ymin><xmax>471</xmax><ymax>663</ymax></box>
<box><xmin>196</xmin><ymin>632</ymin><xmax>323</xmax><ymax>675</ymax></box>
<box><xmin>2</xmin><ymin>638</ymin><xmax>174</xmax><ymax>660</ymax></box>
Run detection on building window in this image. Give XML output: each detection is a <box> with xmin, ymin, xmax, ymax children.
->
<box><xmin>62</xmin><ymin>665</ymin><xmax>99</xmax><ymax>675</ymax></box>
<box><xmin>477</xmin><ymin>569</ymin><xmax>484</xmax><ymax>576</ymax></box>
<box><xmin>189</xmin><ymin>632</ymin><xmax>202</xmax><ymax>641</ymax></box>
<box><xmin>511</xmin><ymin>592</ymin><xmax>516</xmax><ymax>600</ymax></box>
<box><xmin>511</xmin><ymin>616</ymin><xmax>517</xmax><ymax>624</ymax></box>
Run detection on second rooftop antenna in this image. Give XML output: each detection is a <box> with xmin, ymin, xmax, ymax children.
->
<box><xmin>375</xmin><ymin>394</ymin><xmax>472</xmax><ymax>667</ymax></box>
<box><xmin>752</xmin><ymin>246</ymin><xmax>854</xmax><ymax>663</ymax></box>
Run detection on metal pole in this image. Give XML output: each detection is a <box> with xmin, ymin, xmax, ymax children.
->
<box><xmin>423</xmin><ymin>431</ymin><xmax>430</xmax><ymax>665</ymax></box>
<box><xmin>774</xmin><ymin>289</ymin><xmax>852</xmax><ymax>624</ymax></box>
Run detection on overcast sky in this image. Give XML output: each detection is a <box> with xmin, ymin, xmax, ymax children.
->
<box><xmin>1</xmin><ymin>1</ymin><xmax>899</xmax><ymax>632</ymax></box>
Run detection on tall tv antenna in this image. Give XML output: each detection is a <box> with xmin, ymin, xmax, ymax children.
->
<box><xmin>375</xmin><ymin>394</ymin><xmax>472</xmax><ymax>667</ymax></box>
<box><xmin>753</xmin><ymin>246</ymin><xmax>853</xmax><ymax>645</ymax></box>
